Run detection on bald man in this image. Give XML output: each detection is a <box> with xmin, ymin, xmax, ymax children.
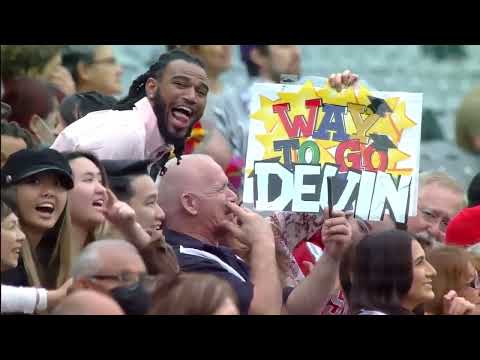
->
<box><xmin>157</xmin><ymin>155</ymin><xmax>398</xmax><ymax>315</ymax></box>
<box><xmin>157</xmin><ymin>154</ymin><xmax>282</xmax><ymax>315</ymax></box>
<box><xmin>51</xmin><ymin>290</ymin><xmax>124</xmax><ymax>315</ymax></box>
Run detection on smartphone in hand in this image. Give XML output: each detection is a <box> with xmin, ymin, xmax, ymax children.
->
<box><xmin>327</xmin><ymin>176</ymin><xmax>334</xmax><ymax>218</ymax></box>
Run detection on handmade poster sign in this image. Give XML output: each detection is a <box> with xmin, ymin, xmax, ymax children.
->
<box><xmin>243</xmin><ymin>81</ymin><xmax>423</xmax><ymax>224</ymax></box>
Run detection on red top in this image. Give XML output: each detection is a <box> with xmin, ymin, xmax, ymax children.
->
<box><xmin>293</xmin><ymin>230</ymin><xmax>349</xmax><ymax>315</ymax></box>
<box><xmin>445</xmin><ymin>205</ymin><xmax>480</xmax><ymax>248</ymax></box>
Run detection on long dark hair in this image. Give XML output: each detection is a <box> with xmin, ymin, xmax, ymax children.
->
<box><xmin>62</xmin><ymin>151</ymin><xmax>109</xmax><ymax>247</ymax></box>
<box><xmin>341</xmin><ymin>230</ymin><xmax>416</xmax><ymax>315</ymax></box>
<box><xmin>1</xmin><ymin>180</ymin><xmax>73</xmax><ymax>289</ymax></box>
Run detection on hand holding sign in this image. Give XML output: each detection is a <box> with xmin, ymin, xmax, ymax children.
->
<box><xmin>328</xmin><ymin>70</ymin><xmax>359</xmax><ymax>92</ymax></box>
<box><xmin>244</xmin><ymin>78</ymin><xmax>422</xmax><ymax>224</ymax></box>
<box><xmin>321</xmin><ymin>208</ymin><xmax>353</xmax><ymax>261</ymax></box>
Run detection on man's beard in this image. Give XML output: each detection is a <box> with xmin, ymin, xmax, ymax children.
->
<box><xmin>151</xmin><ymin>89</ymin><xmax>195</xmax><ymax>160</ymax></box>
<box><xmin>415</xmin><ymin>231</ymin><xmax>442</xmax><ymax>251</ymax></box>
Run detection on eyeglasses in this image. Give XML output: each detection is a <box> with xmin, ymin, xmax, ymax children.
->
<box><xmin>418</xmin><ymin>207</ymin><xmax>450</xmax><ymax>232</ymax></box>
<box><xmin>90</xmin><ymin>272</ymin><xmax>157</xmax><ymax>290</ymax></box>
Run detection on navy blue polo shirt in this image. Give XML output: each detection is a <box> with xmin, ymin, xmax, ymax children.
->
<box><xmin>165</xmin><ymin>229</ymin><xmax>254</xmax><ymax>315</ymax></box>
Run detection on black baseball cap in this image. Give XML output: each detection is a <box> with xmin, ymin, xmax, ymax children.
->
<box><xmin>2</xmin><ymin>148</ymin><xmax>74</xmax><ymax>190</ymax></box>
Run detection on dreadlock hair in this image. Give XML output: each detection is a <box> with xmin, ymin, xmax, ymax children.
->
<box><xmin>114</xmin><ymin>49</ymin><xmax>205</xmax><ymax>167</ymax></box>
<box><xmin>114</xmin><ymin>49</ymin><xmax>204</xmax><ymax>111</ymax></box>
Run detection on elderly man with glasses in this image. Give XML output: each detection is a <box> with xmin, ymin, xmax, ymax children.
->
<box><xmin>70</xmin><ymin>226</ymin><xmax>179</xmax><ymax>315</ymax></box>
<box><xmin>407</xmin><ymin>171</ymin><xmax>466</xmax><ymax>250</ymax></box>
<box><xmin>70</xmin><ymin>239</ymin><xmax>155</xmax><ymax>315</ymax></box>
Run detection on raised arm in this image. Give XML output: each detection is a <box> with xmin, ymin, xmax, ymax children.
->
<box><xmin>220</xmin><ymin>202</ymin><xmax>282</xmax><ymax>315</ymax></box>
<box><xmin>286</xmin><ymin>209</ymin><xmax>353</xmax><ymax>314</ymax></box>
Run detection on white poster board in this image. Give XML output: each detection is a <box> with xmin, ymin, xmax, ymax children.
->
<box><xmin>243</xmin><ymin>81</ymin><xmax>423</xmax><ymax>223</ymax></box>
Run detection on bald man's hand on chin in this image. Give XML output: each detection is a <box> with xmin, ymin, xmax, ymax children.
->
<box><xmin>219</xmin><ymin>202</ymin><xmax>275</xmax><ymax>248</ymax></box>
<box><xmin>219</xmin><ymin>202</ymin><xmax>282</xmax><ymax>315</ymax></box>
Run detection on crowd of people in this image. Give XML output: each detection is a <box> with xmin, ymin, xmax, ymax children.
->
<box><xmin>1</xmin><ymin>45</ymin><xmax>479</xmax><ymax>315</ymax></box>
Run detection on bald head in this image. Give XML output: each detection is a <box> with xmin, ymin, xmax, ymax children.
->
<box><xmin>156</xmin><ymin>154</ymin><xmax>238</xmax><ymax>242</ymax></box>
<box><xmin>158</xmin><ymin>154</ymin><xmax>221</xmax><ymax>190</ymax></box>
<box><xmin>157</xmin><ymin>154</ymin><xmax>227</xmax><ymax>211</ymax></box>
<box><xmin>52</xmin><ymin>290</ymin><xmax>125</xmax><ymax>315</ymax></box>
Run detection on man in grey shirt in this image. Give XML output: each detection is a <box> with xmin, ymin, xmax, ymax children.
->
<box><xmin>212</xmin><ymin>45</ymin><xmax>358</xmax><ymax>194</ymax></box>
<box><xmin>213</xmin><ymin>45</ymin><xmax>303</xmax><ymax>164</ymax></box>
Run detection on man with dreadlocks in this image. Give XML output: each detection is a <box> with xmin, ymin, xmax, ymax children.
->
<box><xmin>51</xmin><ymin>50</ymin><xmax>208</xmax><ymax>172</ymax></box>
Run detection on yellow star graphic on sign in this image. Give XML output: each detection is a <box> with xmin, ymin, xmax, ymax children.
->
<box><xmin>387</xmin><ymin>148</ymin><xmax>413</xmax><ymax>176</ymax></box>
<box><xmin>248</xmin><ymin>81</ymin><xmax>417</xmax><ymax>177</ymax></box>
<box><xmin>391</xmin><ymin>101</ymin><xmax>417</xmax><ymax>135</ymax></box>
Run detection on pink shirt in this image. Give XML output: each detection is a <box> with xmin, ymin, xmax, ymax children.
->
<box><xmin>51</xmin><ymin>97</ymin><xmax>169</xmax><ymax>160</ymax></box>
